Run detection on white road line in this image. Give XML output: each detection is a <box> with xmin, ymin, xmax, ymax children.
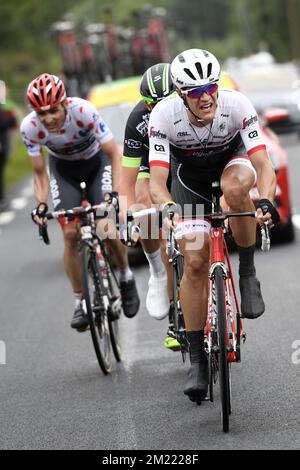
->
<box><xmin>21</xmin><ymin>185</ymin><xmax>34</xmax><ymax>198</ymax></box>
<box><xmin>0</xmin><ymin>211</ymin><xmax>16</xmax><ymax>225</ymax></box>
<box><xmin>292</xmin><ymin>214</ymin><xmax>300</xmax><ymax>230</ymax></box>
<box><xmin>10</xmin><ymin>197</ymin><xmax>28</xmax><ymax>210</ymax></box>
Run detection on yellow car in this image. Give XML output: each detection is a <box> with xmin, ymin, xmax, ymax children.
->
<box><xmin>87</xmin><ymin>76</ymin><xmax>141</xmax><ymax>144</ymax></box>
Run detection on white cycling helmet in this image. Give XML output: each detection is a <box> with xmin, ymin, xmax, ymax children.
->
<box><xmin>171</xmin><ymin>49</ymin><xmax>221</xmax><ymax>89</ymax></box>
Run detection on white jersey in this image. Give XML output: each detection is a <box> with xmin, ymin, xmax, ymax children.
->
<box><xmin>20</xmin><ymin>97</ymin><xmax>113</xmax><ymax>161</ymax></box>
<box><xmin>148</xmin><ymin>89</ymin><xmax>266</xmax><ymax>171</ymax></box>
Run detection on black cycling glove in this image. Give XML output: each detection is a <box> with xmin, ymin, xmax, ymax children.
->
<box><xmin>257</xmin><ymin>198</ymin><xmax>280</xmax><ymax>224</ymax></box>
<box><xmin>31</xmin><ymin>202</ymin><xmax>48</xmax><ymax>224</ymax></box>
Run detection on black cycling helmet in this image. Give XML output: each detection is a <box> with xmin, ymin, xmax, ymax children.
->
<box><xmin>140</xmin><ymin>63</ymin><xmax>175</xmax><ymax>104</ymax></box>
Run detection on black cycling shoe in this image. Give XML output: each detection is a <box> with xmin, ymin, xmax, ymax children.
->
<box><xmin>120</xmin><ymin>278</ymin><xmax>140</xmax><ymax>318</ymax></box>
<box><xmin>184</xmin><ymin>359</ymin><xmax>209</xmax><ymax>402</ymax></box>
<box><xmin>239</xmin><ymin>275</ymin><xmax>265</xmax><ymax>319</ymax></box>
<box><xmin>70</xmin><ymin>305</ymin><xmax>89</xmax><ymax>332</ymax></box>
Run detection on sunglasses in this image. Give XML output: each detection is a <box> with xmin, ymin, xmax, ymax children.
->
<box><xmin>182</xmin><ymin>83</ymin><xmax>218</xmax><ymax>99</ymax></box>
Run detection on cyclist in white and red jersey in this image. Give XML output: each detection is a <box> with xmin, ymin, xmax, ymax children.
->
<box><xmin>148</xmin><ymin>49</ymin><xmax>279</xmax><ymax>402</ymax></box>
<box><xmin>20</xmin><ymin>73</ymin><xmax>140</xmax><ymax>331</ymax></box>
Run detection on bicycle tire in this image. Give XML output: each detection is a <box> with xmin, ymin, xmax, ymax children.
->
<box><xmin>106</xmin><ymin>260</ymin><xmax>122</xmax><ymax>362</ymax></box>
<box><xmin>81</xmin><ymin>244</ymin><xmax>112</xmax><ymax>374</ymax></box>
<box><xmin>215</xmin><ymin>265</ymin><xmax>231</xmax><ymax>433</ymax></box>
<box><xmin>172</xmin><ymin>252</ymin><xmax>188</xmax><ymax>356</ymax></box>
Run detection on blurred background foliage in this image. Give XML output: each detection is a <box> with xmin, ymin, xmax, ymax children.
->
<box><xmin>1</xmin><ymin>0</ymin><xmax>300</xmax><ymax>188</ymax></box>
<box><xmin>1</xmin><ymin>0</ymin><xmax>300</xmax><ymax>105</ymax></box>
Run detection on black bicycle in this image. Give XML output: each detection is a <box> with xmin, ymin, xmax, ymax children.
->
<box><xmin>38</xmin><ymin>183</ymin><xmax>122</xmax><ymax>374</ymax></box>
<box><xmin>126</xmin><ymin>208</ymin><xmax>189</xmax><ymax>360</ymax></box>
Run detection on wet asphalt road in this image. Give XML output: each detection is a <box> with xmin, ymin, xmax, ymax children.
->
<box><xmin>0</xmin><ymin>135</ymin><xmax>299</xmax><ymax>450</ymax></box>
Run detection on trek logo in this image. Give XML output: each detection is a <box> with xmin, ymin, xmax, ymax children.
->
<box><xmin>177</xmin><ymin>131</ymin><xmax>189</xmax><ymax>137</ymax></box>
<box><xmin>242</xmin><ymin>115</ymin><xmax>258</xmax><ymax>129</ymax></box>
<box><xmin>248</xmin><ymin>130</ymin><xmax>259</xmax><ymax>139</ymax></box>
<box><xmin>154</xmin><ymin>144</ymin><xmax>165</xmax><ymax>152</ymax></box>
<box><xmin>149</xmin><ymin>126</ymin><xmax>167</xmax><ymax>139</ymax></box>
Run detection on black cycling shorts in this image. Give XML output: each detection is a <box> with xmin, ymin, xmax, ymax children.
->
<box><xmin>49</xmin><ymin>151</ymin><xmax>112</xmax><ymax>212</ymax></box>
<box><xmin>170</xmin><ymin>142</ymin><xmax>250</xmax><ymax>217</ymax></box>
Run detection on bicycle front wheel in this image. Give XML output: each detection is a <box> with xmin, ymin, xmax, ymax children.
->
<box><xmin>215</xmin><ymin>266</ymin><xmax>231</xmax><ymax>433</ymax></box>
<box><xmin>106</xmin><ymin>262</ymin><xmax>122</xmax><ymax>362</ymax></box>
<box><xmin>81</xmin><ymin>244</ymin><xmax>112</xmax><ymax>374</ymax></box>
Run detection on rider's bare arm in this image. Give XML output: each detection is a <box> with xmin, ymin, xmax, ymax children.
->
<box><xmin>149</xmin><ymin>166</ymin><xmax>172</xmax><ymax>206</ymax></box>
<box><xmin>102</xmin><ymin>138</ymin><xmax>122</xmax><ymax>193</ymax></box>
<box><xmin>250</xmin><ymin>149</ymin><xmax>276</xmax><ymax>202</ymax></box>
<box><xmin>119</xmin><ymin>165</ymin><xmax>140</xmax><ymax>218</ymax></box>
<box><xmin>30</xmin><ymin>151</ymin><xmax>49</xmax><ymax>204</ymax></box>
<box><xmin>249</xmin><ymin>148</ymin><xmax>277</xmax><ymax>223</ymax></box>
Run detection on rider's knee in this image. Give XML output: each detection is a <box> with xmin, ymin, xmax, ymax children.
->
<box><xmin>184</xmin><ymin>253</ymin><xmax>209</xmax><ymax>281</ymax></box>
<box><xmin>63</xmin><ymin>224</ymin><xmax>78</xmax><ymax>246</ymax></box>
<box><xmin>222</xmin><ymin>179</ymin><xmax>250</xmax><ymax>209</ymax></box>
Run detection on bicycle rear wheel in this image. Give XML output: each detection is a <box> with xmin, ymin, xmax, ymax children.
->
<box><xmin>81</xmin><ymin>244</ymin><xmax>112</xmax><ymax>374</ymax></box>
<box><xmin>215</xmin><ymin>265</ymin><xmax>231</xmax><ymax>433</ymax></box>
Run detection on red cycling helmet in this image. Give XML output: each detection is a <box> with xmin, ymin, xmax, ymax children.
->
<box><xmin>26</xmin><ymin>73</ymin><xmax>66</xmax><ymax>112</ymax></box>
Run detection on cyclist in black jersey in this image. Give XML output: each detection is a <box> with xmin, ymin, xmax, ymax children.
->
<box><xmin>21</xmin><ymin>73</ymin><xmax>140</xmax><ymax>331</ymax></box>
<box><xmin>149</xmin><ymin>49</ymin><xmax>279</xmax><ymax>402</ymax></box>
<box><xmin>121</xmin><ymin>63</ymin><xmax>176</xmax><ymax>327</ymax></box>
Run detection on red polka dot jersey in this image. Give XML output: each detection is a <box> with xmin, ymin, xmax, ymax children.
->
<box><xmin>20</xmin><ymin>97</ymin><xmax>113</xmax><ymax>160</ymax></box>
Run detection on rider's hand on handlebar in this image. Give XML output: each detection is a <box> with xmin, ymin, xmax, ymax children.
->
<box><xmin>161</xmin><ymin>201</ymin><xmax>180</xmax><ymax>231</ymax></box>
<box><xmin>31</xmin><ymin>202</ymin><xmax>48</xmax><ymax>226</ymax></box>
<box><xmin>256</xmin><ymin>198</ymin><xmax>280</xmax><ymax>229</ymax></box>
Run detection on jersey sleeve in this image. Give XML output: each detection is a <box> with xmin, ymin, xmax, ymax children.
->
<box><xmin>234</xmin><ymin>92</ymin><xmax>266</xmax><ymax>156</ymax></box>
<box><xmin>148</xmin><ymin>104</ymin><xmax>170</xmax><ymax>169</ymax></box>
<box><xmin>122</xmin><ymin>116</ymin><xmax>147</xmax><ymax>169</ymax></box>
<box><xmin>20</xmin><ymin>117</ymin><xmax>41</xmax><ymax>157</ymax></box>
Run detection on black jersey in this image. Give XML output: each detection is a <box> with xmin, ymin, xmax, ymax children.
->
<box><xmin>122</xmin><ymin>100</ymin><xmax>151</xmax><ymax>172</ymax></box>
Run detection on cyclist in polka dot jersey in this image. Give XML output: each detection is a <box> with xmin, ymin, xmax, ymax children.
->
<box><xmin>20</xmin><ymin>73</ymin><xmax>140</xmax><ymax>330</ymax></box>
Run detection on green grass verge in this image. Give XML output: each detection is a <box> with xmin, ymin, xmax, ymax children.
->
<box><xmin>5</xmin><ymin>133</ymin><xmax>32</xmax><ymax>190</ymax></box>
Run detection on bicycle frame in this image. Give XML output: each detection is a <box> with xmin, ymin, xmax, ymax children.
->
<box><xmin>205</xmin><ymin>223</ymin><xmax>244</xmax><ymax>365</ymax></box>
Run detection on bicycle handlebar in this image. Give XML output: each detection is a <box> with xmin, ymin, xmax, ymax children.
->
<box><xmin>126</xmin><ymin>207</ymin><xmax>271</xmax><ymax>252</ymax></box>
<box><xmin>37</xmin><ymin>196</ymin><xmax>119</xmax><ymax>245</ymax></box>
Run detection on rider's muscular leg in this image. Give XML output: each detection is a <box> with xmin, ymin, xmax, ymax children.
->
<box><xmin>221</xmin><ymin>165</ymin><xmax>256</xmax><ymax>247</ymax></box>
<box><xmin>96</xmin><ymin>218</ymin><xmax>129</xmax><ymax>269</ymax></box>
<box><xmin>179</xmin><ymin>235</ymin><xmax>210</xmax><ymax>331</ymax></box>
<box><xmin>63</xmin><ymin>224</ymin><xmax>82</xmax><ymax>292</ymax></box>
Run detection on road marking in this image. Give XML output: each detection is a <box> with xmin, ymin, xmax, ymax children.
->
<box><xmin>10</xmin><ymin>197</ymin><xmax>28</xmax><ymax>210</ymax></box>
<box><xmin>292</xmin><ymin>214</ymin><xmax>300</xmax><ymax>230</ymax></box>
<box><xmin>21</xmin><ymin>185</ymin><xmax>34</xmax><ymax>198</ymax></box>
<box><xmin>0</xmin><ymin>211</ymin><xmax>15</xmax><ymax>225</ymax></box>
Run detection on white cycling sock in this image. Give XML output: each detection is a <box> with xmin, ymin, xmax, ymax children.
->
<box><xmin>119</xmin><ymin>266</ymin><xmax>134</xmax><ymax>283</ymax></box>
<box><xmin>144</xmin><ymin>248</ymin><xmax>165</xmax><ymax>276</ymax></box>
<box><xmin>74</xmin><ymin>292</ymin><xmax>83</xmax><ymax>308</ymax></box>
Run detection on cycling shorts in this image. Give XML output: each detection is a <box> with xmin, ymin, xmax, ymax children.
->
<box><xmin>49</xmin><ymin>151</ymin><xmax>112</xmax><ymax>225</ymax></box>
<box><xmin>171</xmin><ymin>153</ymin><xmax>256</xmax><ymax>239</ymax></box>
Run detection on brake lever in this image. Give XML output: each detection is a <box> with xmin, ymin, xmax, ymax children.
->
<box><xmin>39</xmin><ymin>222</ymin><xmax>50</xmax><ymax>245</ymax></box>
